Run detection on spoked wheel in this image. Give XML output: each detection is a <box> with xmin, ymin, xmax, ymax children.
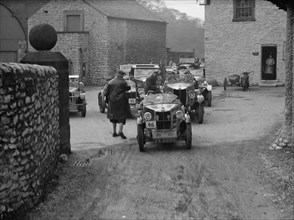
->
<box><xmin>98</xmin><ymin>92</ymin><xmax>105</xmax><ymax>113</ymax></box>
<box><xmin>198</xmin><ymin>104</ymin><xmax>204</xmax><ymax>124</ymax></box>
<box><xmin>223</xmin><ymin>77</ymin><xmax>228</xmax><ymax>91</ymax></box>
<box><xmin>81</xmin><ymin>104</ymin><xmax>86</xmax><ymax>117</ymax></box>
<box><xmin>185</xmin><ymin>123</ymin><xmax>192</xmax><ymax>149</ymax></box>
<box><xmin>137</xmin><ymin>124</ymin><xmax>145</xmax><ymax>152</ymax></box>
<box><xmin>207</xmin><ymin>91</ymin><xmax>212</xmax><ymax>107</ymax></box>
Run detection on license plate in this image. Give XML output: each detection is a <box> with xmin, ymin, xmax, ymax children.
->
<box><xmin>152</xmin><ymin>131</ymin><xmax>177</xmax><ymax>139</ymax></box>
<box><xmin>146</xmin><ymin>121</ymin><xmax>156</xmax><ymax>129</ymax></box>
<box><xmin>154</xmin><ymin>138</ymin><xmax>177</xmax><ymax>143</ymax></box>
<box><xmin>129</xmin><ymin>98</ymin><xmax>136</xmax><ymax>104</ymax></box>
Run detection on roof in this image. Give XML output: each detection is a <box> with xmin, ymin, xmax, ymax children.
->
<box><xmin>85</xmin><ymin>0</ymin><xmax>166</xmax><ymax>23</ymax></box>
<box><xmin>265</xmin><ymin>0</ymin><xmax>294</xmax><ymax>10</ymax></box>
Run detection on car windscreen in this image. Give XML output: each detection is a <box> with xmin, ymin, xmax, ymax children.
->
<box><xmin>144</xmin><ymin>93</ymin><xmax>178</xmax><ymax>105</ymax></box>
<box><xmin>165</xmin><ymin>73</ymin><xmax>194</xmax><ymax>84</ymax></box>
<box><xmin>134</xmin><ymin>68</ymin><xmax>157</xmax><ymax>80</ymax></box>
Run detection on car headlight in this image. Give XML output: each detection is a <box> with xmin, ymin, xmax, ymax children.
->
<box><xmin>202</xmin><ymin>81</ymin><xmax>208</xmax><ymax>87</ymax></box>
<box><xmin>176</xmin><ymin>110</ymin><xmax>184</xmax><ymax>119</ymax></box>
<box><xmin>188</xmin><ymin>91</ymin><xmax>195</xmax><ymax>99</ymax></box>
<box><xmin>144</xmin><ymin>112</ymin><xmax>152</xmax><ymax>121</ymax></box>
<box><xmin>197</xmin><ymin>95</ymin><xmax>204</xmax><ymax>103</ymax></box>
<box><xmin>80</xmin><ymin>93</ymin><xmax>86</xmax><ymax>99</ymax></box>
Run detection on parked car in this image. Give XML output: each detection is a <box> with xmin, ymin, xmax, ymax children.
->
<box><xmin>124</xmin><ymin>64</ymin><xmax>161</xmax><ymax>116</ymax></box>
<box><xmin>69</xmin><ymin>75</ymin><xmax>87</xmax><ymax>117</ymax></box>
<box><xmin>190</xmin><ymin>68</ymin><xmax>213</xmax><ymax>107</ymax></box>
<box><xmin>128</xmin><ymin>64</ymin><xmax>160</xmax><ymax>96</ymax></box>
<box><xmin>137</xmin><ymin>92</ymin><xmax>192</xmax><ymax>152</ymax></box>
<box><xmin>164</xmin><ymin>73</ymin><xmax>205</xmax><ymax>124</ymax></box>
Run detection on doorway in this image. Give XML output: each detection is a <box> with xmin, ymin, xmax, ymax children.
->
<box><xmin>261</xmin><ymin>45</ymin><xmax>277</xmax><ymax>80</ymax></box>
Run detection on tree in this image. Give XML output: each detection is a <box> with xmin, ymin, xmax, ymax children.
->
<box><xmin>137</xmin><ymin>0</ymin><xmax>204</xmax><ymax>57</ymax></box>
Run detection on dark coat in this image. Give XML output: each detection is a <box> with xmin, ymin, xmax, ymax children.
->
<box><xmin>105</xmin><ymin>76</ymin><xmax>131</xmax><ymax>120</ymax></box>
<box><xmin>144</xmin><ymin>73</ymin><xmax>160</xmax><ymax>94</ymax></box>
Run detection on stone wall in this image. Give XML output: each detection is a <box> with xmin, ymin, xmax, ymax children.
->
<box><xmin>204</xmin><ymin>0</ymin><xmax>286</xmax><ymax>85</ymax></box>
<box><xmin>0</xmin><ymin>63</ymin><xmax>59</xmax><ymax>219</ymax></box>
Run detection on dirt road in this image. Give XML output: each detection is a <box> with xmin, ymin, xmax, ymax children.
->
<box><xmin>25</xmin><ymin>86</ymin><xmax>294</xmax><ymax>220</ymax></box>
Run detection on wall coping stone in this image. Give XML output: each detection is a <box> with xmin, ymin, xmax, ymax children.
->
<box><xmin>0</xmin><ymin>63</ymin><xmax>57</xmax><ymax>79</ymax></box>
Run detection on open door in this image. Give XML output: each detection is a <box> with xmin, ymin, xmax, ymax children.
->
<box><xmin>261</xmin><ymin>45</ymin><xmax>277</xmax><ymax>80</ymax></box>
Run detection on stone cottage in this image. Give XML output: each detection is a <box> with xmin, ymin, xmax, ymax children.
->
<box><xmin>27</xmin><ymin>0</ymin><xmax>167</xmax><ymax>85</ymax></box>
<box><xmin>0</xmin><ymin>0</ymin><xmax>50</xmax><ymax>62</ymax></box>
<box><xmin>203</xmin><ymin>0</ymin><xmax>286</xmax><ymax>85</ymax></box>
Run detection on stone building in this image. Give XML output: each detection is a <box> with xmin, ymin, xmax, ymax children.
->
<box><xmin>27</xmin><ymin>0</ymin><xmax>167</xmax><ymax>85</ymax></box>
<box><xmin>0</xmin><ymin>0</ymin><xmax>50</xmax><ymax>62</ymax></box>
<box><xmin>203</xmin><ymin>0</ymin><xmax>286</xmax><ymax>85</ymax></box>
<box><xmin>0</xmin><ymin>0</ymin><xmax>167</xmax><ymax>85</ymax></box>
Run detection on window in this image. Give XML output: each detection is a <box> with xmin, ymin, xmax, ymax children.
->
<box><xmin>233</xmin><ymin>0</ymin><xmax>255</xmax><ymax>22</ymax></box>
<box><xmin>64</xmin><ymin>10</ymin><xmax>84</xmax><ymax>32</ymax></box>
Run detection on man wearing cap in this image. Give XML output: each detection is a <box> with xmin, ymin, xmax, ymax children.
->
<box><xmin>104</xmin><ymin>70</ymin><xmax>131</xmax><ymax>139</ymax></box>
<box><xmin>144</xmin><ymin>70</ymin><xmax>162</xmax><ymax>94</ymax></box>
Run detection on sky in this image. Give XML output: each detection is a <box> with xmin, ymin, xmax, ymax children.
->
<box><xmin>164</xmin><ymin>0</ymin><xmax>205</xmax><ymax>20</ymax></box>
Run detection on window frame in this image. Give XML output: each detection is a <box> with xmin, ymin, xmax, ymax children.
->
<box><xmin>63</xmin><ymin>10</ymin><xmax>84</xmax><ymax>32</ymax></box>
<box><xmin>233</xmin><ymin>0</ymin><xmax>256</xmax><ymax>22</ymax></box>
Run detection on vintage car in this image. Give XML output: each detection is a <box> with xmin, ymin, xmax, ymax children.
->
<box><xmin>128</xmin><ymin>64</ymin><xmax>160</xmax><ymax>96</ymax></box>
<box><xmin>98</xmin><ymin>82</ymin><xmax>108</xmax><ymax>113</ymax></box>
<box><xmin>164</xmin><ymin>73</ymin><xmax>205</xmax><ymax>124</ymax></box>
<box><xmin>137</xmin><ymin>92</ymin><xmax>192</xmax><ymax>152</ymax></box>
<box><xmin>190</xmin><ymin>68</ymin><xmax>213</xmax><ymax>107</ymax></box>
<box><xmin>69</xmin><ymin>75</ymin><xmax>87</xmax><ymax>117</ymax></box>
<box><xmin>123</xmin><ymin>64</ymin><xmax>160</xmax><ymax>116</ymax></box>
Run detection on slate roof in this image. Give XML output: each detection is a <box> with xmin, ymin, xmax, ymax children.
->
<box><xmin>85</xmin><ymin>0</ymin><xmax>166</xmax><ymax>23</ymax></box>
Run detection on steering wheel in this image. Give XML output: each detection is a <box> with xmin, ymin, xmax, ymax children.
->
<box><xmin>147</xmin><ymin>90</ymin><xmax>155</xmax><ymax>95</ymax></box>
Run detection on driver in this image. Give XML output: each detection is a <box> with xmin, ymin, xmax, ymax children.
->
<box><xmin>144</xmin><ymin>70</ymin><xmax>163</xmax><ymax>94</ymax></box>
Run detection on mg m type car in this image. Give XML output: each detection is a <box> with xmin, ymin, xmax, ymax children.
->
<box><xmin>137</xmin><ymin>92</ymin><xmax>192</xmax><ymax>152</ymax></box>
<box><xmin>164</xmin><ymin>73</ymin><xmax>205</xmax><ymax>124</ymax></box>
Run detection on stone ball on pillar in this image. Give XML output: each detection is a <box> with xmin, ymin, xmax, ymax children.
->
<box><xmin>29</xmin><ymin>23</ymin><xmax>57</xmax><ymax>51</ymax></box>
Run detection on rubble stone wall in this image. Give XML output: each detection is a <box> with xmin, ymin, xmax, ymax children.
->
<box><xmin>0</xmin><ymin>63</ymin><xmax>60</xmax><ymax>218</ymax></box>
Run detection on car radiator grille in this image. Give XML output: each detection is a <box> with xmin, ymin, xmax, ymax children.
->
<box><xmin>174</xmin><ymin>89</ymin><xmax>186</xmax><ymax>105</ymax></box>
<box><xmin>156</xmin><ymin>112</ymin><xmax>171</xmax><ymax>129</ymax></box>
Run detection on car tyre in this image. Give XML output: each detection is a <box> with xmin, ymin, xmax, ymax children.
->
<box><xmin>81</xmin><ymin>104</ymin><xmax>86</xmax><ymax>117</ymax></box>
<box><xmin>98</xmin><ymin>92</ymin><xmax>105</xmax><ymax>113</ymax></box>
<box><xmin>137</xmin><ymin>124</ymin><xmax>145</xmax><ymax>152</ymax></box>
<box><xmin>223</xmin><ymin>77</ymin><xmax>228</xmax><ymax>91</ymax></box>
<box><xmin>207</xmin><ymin>91</ymin><xmax>212</xmax><ymax>107</ymax></box>
<box><xmin>198</xmin><ymin>104</ymin><xmax>204</xmax><ymax>124</ymax></box>
<box><xmin>185</xmin><ymin>123</ymin><xmax>192</xmax><ymax>149</ymax></box>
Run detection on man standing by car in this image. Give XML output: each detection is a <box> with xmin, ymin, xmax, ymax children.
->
<box><xmin>105</xmin><ymin>70</ymin><xmax>131</xmax><ymax>139</ymax></box>
<box><xmin>144</xmin><ymin>70</ymin><xmax>163</xmax><ymax>94</ymax></box>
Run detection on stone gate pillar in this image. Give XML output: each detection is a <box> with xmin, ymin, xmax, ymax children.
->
<box><xmin>20</xmin><ymin>23</ymin><xmax>71</xmax><ymax>154</ymax></box>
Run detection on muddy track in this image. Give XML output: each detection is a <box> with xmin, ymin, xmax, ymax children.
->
<box><xmin>26</xmin><ymin>87</ymin><xmax>291</xmax><ymax>220</ymax></box>
<box><xmin>59</xmin><ymin>140</ymin><xmax>284</xmax><ymax>220</ymax></box>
